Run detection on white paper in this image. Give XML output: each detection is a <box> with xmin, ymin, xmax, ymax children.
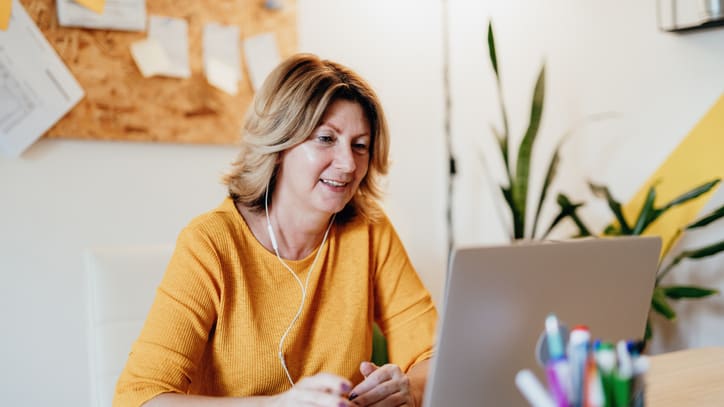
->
<box><xmin>56</xmin><ymin>0</ymin><xmax>146</xmax><ymax>31</ymax></box>
<box><xmin>148</xmin><ymin>16</ymin><xmax>191</xmax><ymax>79</ymax></box>
<box><xmin>243</xmin><ymin>32</ymin><xmax>281</xmax><ymax>91</ymax></box>
<box><xmin>0</xmin><ymin>0</ymin><xmax>84</xmax><ymax>157</ymax></box>
<box><xmin>203</xmin><ymin>23</ymin><xmax>240</xmax><ymax>95</ymax></box>
<box><xmin>129</xmin><ymin>38</ymin><xmax>170</xmax><ymax>78</ymax></box>
<box><xmin>205</xmin><ymin>59</ymin><xmax>237</xmax><ymax>95</ymax></box>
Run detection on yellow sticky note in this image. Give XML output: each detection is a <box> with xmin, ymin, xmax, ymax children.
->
<box><xmin>622</xmin><ymin>92</ymin><xmax>724</xmax><ymax>253</ymax></box>
<box><xmin>0</xmin><ymin>0</ymin><xmax>11</xmax><ymax>31</ymax></box>
<box><xmin>73</xmin><ymin>0</ymin><xmax>105</xmax><ymax>14</ymax></box>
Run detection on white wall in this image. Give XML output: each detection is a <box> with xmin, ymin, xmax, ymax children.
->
<box><xmin>298</xmin><ymin>0</ymin><xmax>447</xmax><ymax>304</ymax></box>
<box><xmin>447</xmin><ymin>0</ymin><xmax>724</xmax><ymax>354</ymax></box>
<box><xmin>0</xmin><ymin>141</ymin><xmax>238</xmax><ymax>405</ymax></box>
<box><xmin>1</xmin><ymin>0</ymin><xmax>723</xmax><ymax>405</ymax></box>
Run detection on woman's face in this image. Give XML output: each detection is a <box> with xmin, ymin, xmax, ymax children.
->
<box><xmin>275</xmin><ymin>99</ymin><xmax>371</xmax><ymax>218</ymax></box>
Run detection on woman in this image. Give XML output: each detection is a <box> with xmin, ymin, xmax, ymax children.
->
<box><xmin>114</xmin><ymin>53</ymin><xmax>437</xmax><ymax>407</ymax></box>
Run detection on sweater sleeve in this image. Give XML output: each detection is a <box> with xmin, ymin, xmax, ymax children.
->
<box><xmin>113</xmin><ymin>225</ymin><xmax>222</xmax><ymax>407</ymax></box>
<box><xmin>372</xmin><ymin>217</ymin><xmax>438</xmax><ymax>373</ymax></box>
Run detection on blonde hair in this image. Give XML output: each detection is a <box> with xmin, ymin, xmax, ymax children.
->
<box><xmin>222</xmin><ymin>53</ymin><xmax>390</xmax><ymax>223</ymax></box>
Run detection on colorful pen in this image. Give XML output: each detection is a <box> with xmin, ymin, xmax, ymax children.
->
<box><xmin>612</xmin><ymin>340</ymin><xmax>632</xmax><ymax>407</ymax></box>
<box><xmin>630</xmin><ymin>354</ymin><xmax>650</xmax><ymax>407</ymax></box>
<box><xmin>516</xmin><ymin>369</ymin><xmax>557</xmax><ymax>407</ymax></box>
<box><xmin>567</xmin><ymin>325</ymin><xmax>590</xmax><ymax>407</ymax></box>
<box><xmin>583</xmin><ymin>352</ymin><xmax>605</xmax><ymax>407</ymax></box>
<box><xmin>544</xmin><ymin>314</ymin><xmax>572</xmax><ymax>407</ymax></box>
<box><xmin>593</xmin><ymin>341</ymin><xmax>616</xmax><ymax>407</ymax></box>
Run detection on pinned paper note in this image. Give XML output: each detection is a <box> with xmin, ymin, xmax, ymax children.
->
<box><xmin>0</xmin><ymin>0</ymin><xmax>11</xmax><ymax>31</ymax></box>
<box><xmin>205</xmin><ymin>59</ymin><xmax>238</xmax><ymax>95</ymax></box>
<box><xmin>148</xmin><ymin>16</ymin><xmax>191</xmax><ymax>79</ymax></box>
<box><xmin>57</xmin><ymin>0</ymin><xmax>145</xmax><ymax>31</ymax></box>
<box><xmin>130</xmin><ymin>38</ymin><xmax>170</xmax><ymax>78</ymax></box>
<box><xmin>244</xmin><ymin>32</ymin><xmax>281</xmax><ymax>91</ymax></box>
<box><xmin>203</xmin><ymin>22</ymin><xmax>241</xmax><ymax>95</ymax></box>
<box><xmin>73</xmin><ymin>0</ymin><xmax>104</xmax><ymax>14</ymax></box>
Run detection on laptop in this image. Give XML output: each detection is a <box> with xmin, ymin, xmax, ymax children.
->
<box><xmin>423</xmin><ymin>236</ymin><xmax>661</xmax><ymax>407</ymax></box>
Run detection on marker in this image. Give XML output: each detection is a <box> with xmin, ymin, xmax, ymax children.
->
<box><xmin>567</xmin><ymin>325</ymin><xmax>590</xmax><ymax>407</ymax></box>
<box><xmin>611</xmin><ymin>340</ymin><xmax>633</xmax><ymax>407</ymax></box>
<box><xmin>630</xmin><ymin>355</ymin><xmax>650</xmax><ymax>407</ymax></box>
<box><xmin>594</xmin><ymin>341</ymin><xmax>616</xmax><ymax>407</ymax></box>
<box><xmin>516</xmin><ymin>369</ymin><xmax>557</xmax><ymax>407</ymax></box>
<box><xmin>583</xmin><ymin>352</ymin><xmax>605</xmax><ymax>407</ymax></box>
<box><xmin>545</xmin><ymin>314</ymin><xmax>566</xmax><ymax>359</ymax></box>
<box><xmin>544</xmin><ymin>314</ymin><xmax>572</xmax><ymax>406</ymax></box>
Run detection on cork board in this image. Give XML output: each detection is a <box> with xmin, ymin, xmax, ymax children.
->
<box><xmin>21</xmin><ymin>0</ymin><xmax>297</xmax><ymax>144</ymax></box>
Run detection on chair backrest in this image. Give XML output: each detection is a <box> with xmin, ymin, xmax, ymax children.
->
<box><xmin>85</xmin><ymin>245</ymin><xmax>173</xmax><ymax>407</ymax></box>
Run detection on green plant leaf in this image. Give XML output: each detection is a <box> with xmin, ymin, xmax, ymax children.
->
<box><xmin>631</xmin><ymin>185</ymin><xmax>657</xmax><ymax>235</ymax></box>
<box><xmin>490</xmin><ymin>125</ymin><xmax>512</xmax><ymax>183</ymax></box>
<box><xmin>660</xmin><ymin>179</ymin><xmax>721</xmax><ymax>211</ymax></box>
<box><xmin>588</xmin><ymin>182</ymin><xmax>632</xmax><ymax>234</ymax></box>
<box><xmin>371</xmin><ymin>323</ymin><xmax>388</xmax><ymax>366</ymax></box>
<box><xmin>530</xmin><ymin>113</ymin><xmax>617</xmax><ymax>238</ymax></box>
<box><xmin>543</xmin><ymin>193</ymin><xmax>573</xmax><ymax>238</ymax></box>
<box><xmin>651</xmin><ymin>287</ymin><xmax>677</xmax><ymax>320</ymax></box>
<box><xmin>512</xmin><ymin>65</ymin><xmax>546</xmax><ymax>239</ymax></box>
<box><xmin>531</xmin><ymin>148</ymin><xmax>560</xmax><ymax>238</ymax></box>
<box><xmin>644</xmin><ymin>318</ymin><xmax>652</xmax><ymax>343</ymax></box>
<box><xmin>678</xmin><ymin>240</ymin><xmax>724</xmax><ymax>261</ymax></box>
<box><xmin>633</xmin><ymin>179</ymin><xmax>719</xmax><ymax>236</ymax></box>
<box><xmin>487</xmin><ymin>22</ymin><xmax>511</xmax><ymax>188</ymax></box>
<box><xmin>660</xmin><ymin>228</ymin><xmax>683</xmax><ymax>263</ymax></box>
<box><xmin>543</xmin><ymin>193</ymin><xmax>591</xmax><ymax>238</ymax></box>
<box><xmin>487</xmin><ymin>22</ymin><xmax>498</xmax><ymax>78</ymax></box>
<box><xmin>500</xmin><ymin>184</ymin><xmax>525</xmax><ymax>239</ymax></box>
<box><xmin>603</xmin><ymin>224</ymin><xmax>620</xmax><ymax>236</ymax></box>
<box><xmin>687</xmin><ymin>203</ymin><xmax>724</xmax><ymax>230</ymax></box>
<box><xmin>658</xmin><ymin>240</ymin><xmax>724</xmax><ymax>283</ymax></box>
<box><xmin>661</xmin><ymin>285</ymin><xmax>719</xmax><ymax>299</ymax></box>
<box><xmin>500</xmin><ymin>185</ymin><xmax>514</xmax><ymax>212</ymax></box>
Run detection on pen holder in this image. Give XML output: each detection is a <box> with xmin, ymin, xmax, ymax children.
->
<box><xmin>516</xmin><ymin>314</ymin><xmax>649</xmax><ymax>407</ymax></box>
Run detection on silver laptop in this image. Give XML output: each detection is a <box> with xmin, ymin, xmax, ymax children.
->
<box><xmin>423</xmin><ymin>236</ymin><xmax>661</xmax><ymax>407</ymax></box>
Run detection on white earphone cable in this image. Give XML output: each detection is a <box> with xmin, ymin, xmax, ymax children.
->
<box><xmin>265</xmin><ymin>184</ymin><xmax>335</xmax><ymax>387</ymax></box>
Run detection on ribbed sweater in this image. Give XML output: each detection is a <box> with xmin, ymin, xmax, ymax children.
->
<box><xmin>113</xmin><ymin>198</ymin><xmax>437</xmax><ymax>406</ymax></box>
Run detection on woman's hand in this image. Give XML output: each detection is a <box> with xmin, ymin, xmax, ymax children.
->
<box><xmin>274</xmin><ymin>373</ymin><xmax>355</xmax><ymax>407</ymax></box>
<box><xmin>348</xmin><ymin>362</ymin><xmax>417</xmax><ymax>407</ymax></box>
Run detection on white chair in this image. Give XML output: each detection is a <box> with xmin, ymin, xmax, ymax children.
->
<box><xmin>85</xmin><ymin>245</ymin><xmax>173</xmax><ymax>407</ymax></box>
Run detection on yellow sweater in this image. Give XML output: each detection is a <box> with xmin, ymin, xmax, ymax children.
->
<box><xmin>114</xmin><ymin>198</ymin><xmax>437</xmax><ymax>406</ymax></box>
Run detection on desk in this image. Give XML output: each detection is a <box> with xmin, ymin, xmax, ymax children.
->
<box><xmin>647</xmin><ymin>347</ymin><xmax>724</xmax><ymax>406</ymax></box>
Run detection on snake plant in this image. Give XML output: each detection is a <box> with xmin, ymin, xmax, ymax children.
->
<box><xmin>485</xmin><ymin>21</ymin><xmax>546</xmax><ymax>240</ymax></box>
<box><xmin>555</xmin><ymin>178</ymin><xmax>723</xmax><ymax>340</ymax></box>
<box><xmin>484</xmin><ymin>21</ymin><xmax>608</xmax><ymax>240</ymax></box>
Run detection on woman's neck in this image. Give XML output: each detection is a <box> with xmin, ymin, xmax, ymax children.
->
<box><xmin>237</xmin><ymin>202</ymin><xmax>332</xmax><ymax>260</ymax></box>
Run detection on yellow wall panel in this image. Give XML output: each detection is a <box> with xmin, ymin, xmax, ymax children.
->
<box><xmin>623</xmin><ymin>93</ymin><xmax>724</xmax><ymax>251</ymax></box>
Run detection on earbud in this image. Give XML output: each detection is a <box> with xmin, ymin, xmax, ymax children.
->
<box><xmin>264</xmin><ymin>184</ymin><xmax>279</xmax><ymax>252</ymax></box>
<box><xmin>267</xmin><ymin>222</ymin><xmax>279</xmax><ymax>251</ymax></box>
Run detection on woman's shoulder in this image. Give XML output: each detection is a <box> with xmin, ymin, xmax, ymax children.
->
<box><xmin>182</xmin><ymin>197</ymin><xmax>244</xmax><ymax>240</ymax></box>
<box><xmin>340</xmin><ymin>206</ymin><xmax>397</xmax><ymax>238</ymax></box>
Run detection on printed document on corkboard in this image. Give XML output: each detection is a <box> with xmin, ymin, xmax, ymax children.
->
<box><xmin>21</xmin><ymin>0</ymin><xmax>297</xmax><ymax>145</ymax></box>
